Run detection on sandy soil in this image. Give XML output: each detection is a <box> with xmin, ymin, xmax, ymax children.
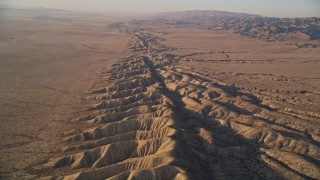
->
<box><xmin>160</xmin><ymin>28</ymin><xmax>320</xmax><ymax>117</ymax></box>
<box><xmin>0</xmin><ymin>9</ymin><xmax>319</xmax><ymax>179</ymax></box>
<box><xmin>0</xmin><ymin>10</ymin><xmax>130</xmax><ymax>179</ymax></box>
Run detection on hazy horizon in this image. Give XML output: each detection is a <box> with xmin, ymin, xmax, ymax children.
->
<box><xmin>1</xmin><ymin>0</ymin><xmax>320</xmax><ymax>18</ymax></box>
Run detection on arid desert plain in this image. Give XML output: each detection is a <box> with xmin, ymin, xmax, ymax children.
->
<box><xmin>0</xmin><ymin>8</ymin><xmax>319</xmax><ymax>179</ymax></box>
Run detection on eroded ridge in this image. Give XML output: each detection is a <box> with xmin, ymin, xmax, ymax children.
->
<box><xmin>44</xmin><ymin>54</ymin><xmax>192</xmax><ymax>179</ymax></box>
<box><xmin>43</xmin><ymin>28</ymin><xmax>320</xmax><ymax>179</ymax></box>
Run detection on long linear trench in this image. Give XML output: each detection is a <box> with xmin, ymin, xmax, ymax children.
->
<box><xmin>41</xmin><ymin>31</ymin><xmax>320</xmax><ymax>179</ymax></box>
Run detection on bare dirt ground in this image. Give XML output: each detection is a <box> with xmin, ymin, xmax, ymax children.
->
<box><xmin>0</xmin><ymin>9</ymin><xmax>319</xmax><ymax>179</ymax></box>
<box><xmin>0</xmin><ymin>9</ymin><xmax>130</xmax><ymax>179</ymax></box>
<box><xmin>41</xmin><ymin>23</ymin><xmax>319</xmax><ymax>179</ymax></box>
<box><xmin>161</xmin><ymin>28</ymin><xmax>320</xmax><ymax>117</ymax></box>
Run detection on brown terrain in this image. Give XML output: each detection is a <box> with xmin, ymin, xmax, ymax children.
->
<box><xmin>0</xmin><ymin>8</ymin><xmax>130</xmax><ymax>179</ymax></box>
<box><xmin>0</xmin><ymin>8</ymin><xmax>319</xmax><ymax>179</ymax></box>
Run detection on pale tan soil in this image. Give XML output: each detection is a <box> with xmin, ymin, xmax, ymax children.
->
<box><xmin>41</xmin><ymin>23</ymin><xmax>319</xmax><ymax>179</ymax></box>
<box><xmin>0</xmin><ymin>9</ymin><xmax>319</xmax><ymax>180</ymax></box>
<box><xmin>0</xmin><ymin>10</ymin><xmax>130</xmax><ymax>179</ymax></box>
<box><xmin>159</xmin><ymin>28</ymin><xmax>320</xmax><ymax>122</ymax></box>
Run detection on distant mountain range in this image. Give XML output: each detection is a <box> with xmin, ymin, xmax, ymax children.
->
<box><xmin>2</xmin><ymin>6</ymin><xmax>319</xmax><ymax>41</ymax></box>
<box><xmin>151</xmin><ymin>11</ymin><xmax>320</xmax><ymax>41</ymax></box>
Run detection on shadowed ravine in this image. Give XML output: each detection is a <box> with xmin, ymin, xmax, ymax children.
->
<box><xmin>142</xmin><ymin>55</ymin><xmax>282</xmax><ymax>179</ymax></box>
<box><xmin>40</xmin><ymin>25</ymin><xmax>320</xmax><ymax>179</ymax></box>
